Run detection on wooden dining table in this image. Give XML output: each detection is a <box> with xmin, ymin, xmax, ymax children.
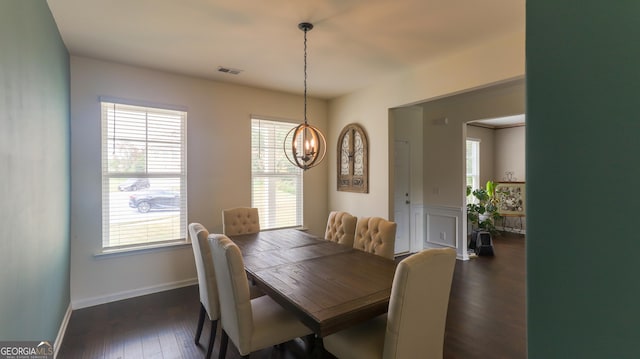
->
<box><xmin>228</xmin><ymin>228</ymin><xmax>397</xmax><ymax>342</ymax></box>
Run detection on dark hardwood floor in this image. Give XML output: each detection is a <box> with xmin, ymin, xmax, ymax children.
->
<box><xmin>443</xmin><ymin>232</ymin><xmax>526</xmax><ymax>359</ymax></box>
<box><xmin>58</xmin><ymin>232</ymin><xmax>525</xmax><ymax>358</ymax></box>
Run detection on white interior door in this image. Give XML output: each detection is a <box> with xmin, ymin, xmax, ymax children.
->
<box><xmin>394</xmin><ymin>140</ymin><xmax>411</xmax><ymax>254</ymax></box>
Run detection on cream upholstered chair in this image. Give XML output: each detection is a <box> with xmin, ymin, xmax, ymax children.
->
<box><xmin>189</xmin><ymin>223</ymin><xmax>220</xmax><ymax>359</ymax></box>
<box><xmin>353</xmin><ymin>217</ymin><xmax>397</xmax><ymax>260</ymax></box>
<box><xmin>324</xmin><ymin>211</ymin><xmax>357</xmax><ymax>247</ymax></box>
<box><xmin>222</xmin><ymin>207</ymin><xmax>260</xmax><ymax>236</ymax></box>
<box><xmin>324</xmin><ymin>247</ymin><xmax>457</xmax><ymax>359</ymax></box>
<box><xmin>189</xmin><ymin>223</ymin><xmax>263</xmax><ymax>358</ymax></box>
<box><xmin>208</xmin><ymin>234</ymin><xmax>313</xmax><ymax>358</ymax></box>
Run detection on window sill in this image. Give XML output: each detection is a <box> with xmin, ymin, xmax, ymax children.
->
<box><xmin>94</xmin><ymin>240</ymin><xmax>191</xmax><ymax>259</ymax></box>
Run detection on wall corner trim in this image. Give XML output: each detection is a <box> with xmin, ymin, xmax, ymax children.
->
<box><xmin>54</xmin><ymin>303</ymin><xmax>72</xmax><ymax>359</ymax></box>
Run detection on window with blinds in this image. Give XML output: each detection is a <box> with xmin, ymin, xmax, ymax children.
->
<box><xmin>466</xmin><ymin>138</ymin><xmax>480</xmax><ymax>202</ymax></box>
<box><xmin>101</xmin><ymin>100</ymin><xmax>187</xmax><ymax>249</ymax></box>
<box><xmin>251</xmin><ymin>118</ymin><xmax>303</xmax><ymax>230</ymax></box>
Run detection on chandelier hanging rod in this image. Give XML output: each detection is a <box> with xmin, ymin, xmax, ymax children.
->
<box><xmin>283</xmin><ymin>22</ymin><xmax>327</xmax><ymax>171</ymax></box>
<box><xmin>299</xmin><ymin>22</ymin><xmax>312</xmax><ymax>125</ymax></box>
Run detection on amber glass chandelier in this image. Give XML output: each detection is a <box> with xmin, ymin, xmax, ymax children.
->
<box><xmin>284</xmin><ymin>22</ymin><xmax>326</xmax><ymax>170</ymax></box>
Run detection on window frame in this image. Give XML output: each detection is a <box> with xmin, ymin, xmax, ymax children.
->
<box><xmin>251</xmin><ymin>117</ymin><xmax>303</xmax><ymax>230</ymax></box>
<box><xmin>100</xmin><ymin>98</ymin><xmax>188</xmax><ymax>251</ymax></box>
<box><xmin>466</xmin><ymin>138</ymin><xmax>481</xmax><ymax>202</ymax></box>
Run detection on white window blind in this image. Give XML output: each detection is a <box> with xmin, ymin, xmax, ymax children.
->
<box><xmin>101</xmin><ymin>101</ymin><xmax>187</xmax><ymax>249</ymax></box>
<box><xmin>251</xmin><ymin>118</ymin><xmax>303</xmax><ymax>229</ymax></box>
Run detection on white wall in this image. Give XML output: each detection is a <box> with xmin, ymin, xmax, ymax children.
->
<box><xmin>495</xmin><ymin>126</ymin><xmax>525</xmax><ymax>181</ymax></box>
<box><xmin>70</xmin><ymin>56</ymin><xmax>328</xmax><ymax>307</ymax></box>
<box><xmin>466</xmin><ymin>124</ymin><xmax>525</xmax><ymax>186</ymax></box>
<box><xmin>328</xmin><ymin>31</ymin><xmax>525</xmax><ymax>221</ymax></box>
<box><xmin>421</xmin><ymin>82</ymin><xmax>526</xmax><ymax>207</ymax></box>
<box><xmin>420</xmin><ymin>82</ymin><xmax>525</xmax><ymax>258</ymax></box>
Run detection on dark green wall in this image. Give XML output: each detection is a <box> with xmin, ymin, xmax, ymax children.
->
<box><xmin>527</xmin><ymin>2</ymin><xmax>640</xmax><ymax>358</ymax></box>
<box><xmin>0</xmin><ymin>1</ymin><xmax>70</xmax><ymax>342</ymax></box>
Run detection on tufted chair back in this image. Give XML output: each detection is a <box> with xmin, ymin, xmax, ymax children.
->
<box><xmin>383</xmin><ymin>248</ymin><xmax>456</xmax><ymax>358</ymax></box>
<box><xmin>189</xmin><ymin>223</ymin><xmax>221</xmax><ymax>320</ymax></box>
<box><xmin>208</xmin><ymin>234</ymin><xmax>254</xmax><ymax>354</ymax></box>
<box><xmin>208</xmin><ymin>233</ymin><xmax>312</xmax><ymax>357</ymax></box>
<box><xmin>354</xmin><ymin>217</ymin><xmax>397</xmax><ymax>260</ymax></box>
<box><xmin>323</xmin><ymin>248</ymin><xmax>457</xmax><ymax>359</ymax></box>
<box><xmin>188</xmin><ymin>223</ymin><xmax>221</xmax><ymax>359</ymax></box>
<box><xmin>324</xmin><ymin>211</ymin><xmax>357</xmax><ymax>247</ymax></box>
<box><xmin>222</xmin><ymin>207</ymin><xmax>260</xmax><ymax>236</ymax></box>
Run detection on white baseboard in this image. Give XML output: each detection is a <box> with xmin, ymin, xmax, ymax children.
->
<box><xmin>71</xmin><ymin>277</ymin><xmax>198</xmax><ymax>309</ymax></box>
<box><xmin>54</xmin><ymin>303</ymin><xmax>72</xmax><ymax>359</ymax></box>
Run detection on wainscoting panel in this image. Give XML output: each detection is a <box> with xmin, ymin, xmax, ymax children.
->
<box><xmin>425</xmin><ymin>205</ymin><xmax>468</xmax><ymax>260</ymax></box>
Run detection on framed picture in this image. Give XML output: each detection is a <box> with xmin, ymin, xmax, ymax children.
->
<box><xmin>495</xmin><ymin>182</ymin><xmax>526</xmax><ymax>216</ymax></box>
<box><xmin>337</xmin><ymin>123</ymin><xmax>369</xmax><ymax>193</ymax></box>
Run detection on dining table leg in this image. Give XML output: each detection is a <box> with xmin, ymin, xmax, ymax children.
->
<box><xmin>310</xmin><ymin>335</ymin><xmax>326</xmax><ymax>359</ymax></box>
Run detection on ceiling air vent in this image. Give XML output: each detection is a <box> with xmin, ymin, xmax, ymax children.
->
<box><xmin>217</xmin><ymin>66</ymin><xmax>243</xmax><ymax>75</ymax></box>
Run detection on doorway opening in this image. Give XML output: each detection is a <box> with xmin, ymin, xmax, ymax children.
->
<box><xmin>466</xmin><ymin>115</ymin><xmax>526</xmax><ymax>237</ymax></box>
<box><xmin>389</xmin><ymin>78</ymin><xmax>525</xmax><ymax>259</ymax></box>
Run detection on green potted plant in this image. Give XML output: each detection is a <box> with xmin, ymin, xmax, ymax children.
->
<box><xmin>467</xmin><ymin>180</ymin><xmax>501</xmax><ymax>239</ymax></box>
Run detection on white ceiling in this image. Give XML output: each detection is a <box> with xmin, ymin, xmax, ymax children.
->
<box><xmin>471</xmin><ymin>114</ymin><xmax>526</xmax><ymax>128</ymax></box>
<box><xmin>46</xmin><ymin>0</ymin><xmax>525</xmax><ymax>99</ymax></box>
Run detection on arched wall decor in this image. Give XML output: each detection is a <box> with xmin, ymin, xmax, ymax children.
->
<box><xmin>337</xmin><ymin>123</ymin><xmax>369</xmax><ymax>193</ymax></box>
